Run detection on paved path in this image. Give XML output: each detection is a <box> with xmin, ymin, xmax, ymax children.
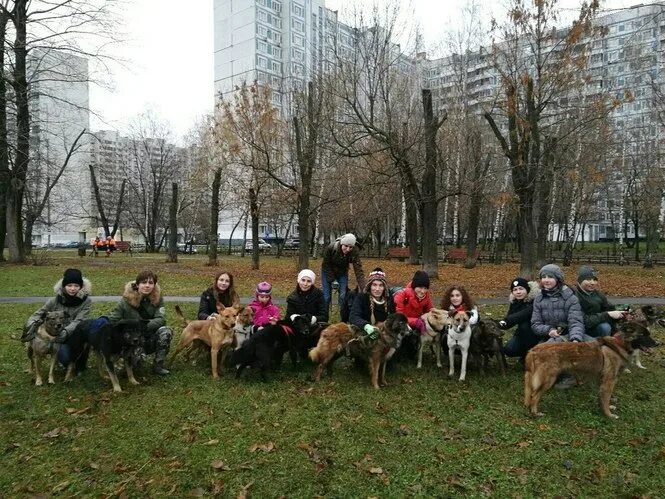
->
<box><xmin>1</xmin><ymin>296</ymin><xmax>664</xmax><ymax>305</ymax></box>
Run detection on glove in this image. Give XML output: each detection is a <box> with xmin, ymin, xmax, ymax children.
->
<box><xmin>498</xmin><ymin>320</ymin><xmax>508</xmax><ymax>330</ymax></box>
<box><xmin>414</xmin><ymin>318</ymin><xmax>426</xmax><ymax>333</ymax></box>
<box><xmin>54</xmin><ymin>331</ymin><xmax>68</xmax><ymax>343</ymax></box>
<box><xmin>607</xmin><ymin>310</ymin><xmax>624</xmax><ymax>320</ymax></box>
<box><xmin>363</xmin><ymin>324</ymin><xmax>379</xmax><ymax>340</ymax></box>
<box><xmin>290</xmin><ymin>314</ymin><xmax>299</xmax><ymax>322</ymax></box>
<box><xmin>310</xmin><ymin>316</ymin><xmax>317</xmax><ymax>326</ymax></box>
<box><xmin>21</xmin><ymin>321</ymin><xmax>39</xmax><ymax>342</ymax></box>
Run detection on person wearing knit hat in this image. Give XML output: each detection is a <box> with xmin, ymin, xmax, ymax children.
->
<box><xmin>574</xmin><ymin>266</ymin><xmax>625</xmax><ymax>338</ymax></box>
<box><xmin>393</xmin><ymin>270</ymin><xmax>434</xmax><ymax>334</ymax></box>
<box><xmin>286</xmin><ymin>269</ymin><xmax>328</xmax><ymax>331</ymax></box>
<box><xmin>23</xmin><ymin>267</ymin><xmax>93</xmax><ymax>372</ymax></box>
<box><xmin>321</xmin><ymin>233</ymin><xmax>365</xmax><ymax>312</ymax></box>
<box><xmin>499</xmin><ymin>277</ymin><xmax>540</xmax><ymax>362</ymax></box>
<box><xmin>538</xmin><ymin>264</ymin><xmax>565</xmax><ymax>284</ymax></box>
<box><xmin>349</xmin><ymin>267</ymin><xmax>395</xmax><ymax>339</ymax></box>
<box><xmin>249</xmin><ymin>281</ymin><xmax>281</xmax><ymax>328</ymax></box>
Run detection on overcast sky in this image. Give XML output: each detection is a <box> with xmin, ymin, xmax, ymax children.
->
<box><xmin>89</xmin><ymin>0</ymin><xmax>645</xmax><ymax>142</ymax></box>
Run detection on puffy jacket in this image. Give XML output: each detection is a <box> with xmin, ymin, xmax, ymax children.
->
<box><xmin>349</xmin><ymin>292</ymin><xmax>395</xmax><ymax>329</ymax></box>
<box><xmin>574</xmin><ymin>286</ymin><xmax>616</xmax><ymax>330</ymax></box>
<box><xmin>108</xmin><ymin>281</ymin><xmax>166</xmax><ymax>333</ymax></box>
<box><xmin>249</xmin><ymin>297</ymin><xmax>281</xmax><ymax>327</ymax></box>
<box><xmin>286</xmin><ymin>286</ymin><xmax>328</xmax><ymax>324</ymax></box>
<box><xmin>394</xmin><ymin>283</ymin><xmax>433</xmax><ymax>329</ymax></box>
<box><xmin>531</xmin><ymin>285</ymin><xmax>585</xmax><ymax>341</ymax></box>
<box><xmin>26</xmin><ymin>278</ymin><xmax>93</xmax><ymax>339</ymax></box>
<box><xmin>321</xmin><ymin>240</ymin><xmax>365</xmax><ymax>289</ymax></box>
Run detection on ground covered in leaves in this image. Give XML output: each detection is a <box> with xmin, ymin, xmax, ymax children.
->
<box><xmin>2</xmin><ymin>255</ymin><xmax>665</xmax><ymax>496</ymax></box>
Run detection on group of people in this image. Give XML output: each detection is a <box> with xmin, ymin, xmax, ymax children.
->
<box><xmin>91</xmin><ymin>236</ymin><xmax>116</xmax><ymax>256</ymax></box>
<box><xmin>25</xmin><ymin>231</ymin><xmax>624</xmax><ymax>383</ymax></box>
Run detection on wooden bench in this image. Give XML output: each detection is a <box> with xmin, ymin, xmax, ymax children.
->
<box><xmin>385</xmin><ymin>247</ymin><xmax>411</xmax><ymax>262</ymax></box>
<box><xmin>115</xmin><ymin>241</ymin><xmax>132</xmax><ymax>254</ymax></box>
<box><xmin>446</xmin><ymin>248</ymin><xmax>479</xmax><ymax>263</ymax></box>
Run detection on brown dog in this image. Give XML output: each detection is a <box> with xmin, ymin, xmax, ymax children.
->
<box><xmin>170</xmin><ymin>304</ymin><xmax>240</xmax><ymax>377</ymax></box>
<box><xmin>524</xmin><ymin>323</ymin><xmax>656</xmax><ymax>419</ymax></box>
<box><xmin>309</xmin><ymin>313</ymin><xmax>410</xmax><ymax>389</ymax></box>
<box><xmin>27</xmin><ymin>310</ymin><xmax>66</xmax><ymax>386</ymax></box>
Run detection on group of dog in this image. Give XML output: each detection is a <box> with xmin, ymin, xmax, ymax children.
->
<box><xmin>25</xmin><ymin>302</ymin><xmax>661</xmax><ymax>419</ymax></box>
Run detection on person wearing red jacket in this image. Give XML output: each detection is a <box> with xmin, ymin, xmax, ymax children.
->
<box><xmin>394</xmin><ymin>270</ymin><xmax>433</xmax><ymax>334</ymax></box>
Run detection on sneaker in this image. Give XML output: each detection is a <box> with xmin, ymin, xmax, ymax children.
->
<box><xmin>153</xmin><ymin>365</ymin><xmax>170</xmax><ymax>375</ymax></box>
<box><xmin>554</xmin><ymin>374</ymin><xmax>576</xmax><ymax>390</ymax></box>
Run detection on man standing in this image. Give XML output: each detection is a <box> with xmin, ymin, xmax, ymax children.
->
<box><xmin>321</xmin><ymin>233</ymin><xmax>365</xmax><ymax>311</ymax></box>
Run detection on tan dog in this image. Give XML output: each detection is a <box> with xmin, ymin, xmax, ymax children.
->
<box><xmin>524</xmin><ymin>323</ymin><xmax>657</xmax><ymax>419</ymax></box>
<box><xmin>27</xmin><ymin>311</ymin><xmax>66</xmax><ymax>386</ymax></box>
<box><xmin>233</xmin><ymin>305</ymin><xmax>255</xmax><ymax>349</ymax></box>
<box><xmin>309</xmin><ymin>313</ymin><xmax>410</xmax><ymax>389</ymax></box>
<box><xmin>447</xmin><ymin>311</ymin><xmax>472</xmax><ymax>381</ymax></box>
<box><xmin>417</xmin><ymin>308</ymin><xmax>450</xmax><ymax>369</ymax></box>
<box><xmin>170</xmin><ymin>304</ymin><xmax>239</xmax><ymax>377</ymax></box>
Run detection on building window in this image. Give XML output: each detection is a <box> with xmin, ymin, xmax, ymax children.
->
<box><xmin>258</xmin><ymin>9</ymin><xmax>268</xmax><ymax>22</ymax></box>
<box><xmin>257</xmin><ymin>25</ymin><xmax>267</xmax><ymax>37</ymax></box>
<box><xmin>293</xmin><ymin>3</ymin><xmax>304</xmax><ymax>17</ymax></box>
<box><xmin>257</xmin><ymin>56</ymin><xmax>268</xmax><ymax>69</ymax></box>
<box><xmin>271</xmin><ymin>60</ymin><xmax>280</xmax><ymax>72</ymax></box>
<box><xmin>292</xmin><ymin>18</ymin><xmax>304</xmax><ymax>32</ymax></box>
<box><xmin>292</xmin><ymin>48</ymin><xmax>304</xmax><ymax>62</ymax></box>
<box><xmin>292</xmin><ymin>33</ymin><xmax>304</xmax><ymax>47</ymax></box>
<box><xmin>257</xmin><ymin>40</ymin><xmax>268</xmax><ymax>53</ymax></box>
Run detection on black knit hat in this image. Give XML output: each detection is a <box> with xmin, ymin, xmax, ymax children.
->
<box><xmin>62</xmin><ymin>268</ymin><xmax>83</xmax><ymax>287</ymax></box>
<box><xmin>411</xmin><ymin>270</ymin><xmax>430</xmax><ymax>289</ymax></box>
<box><xmin>510</xmin><ymin>277</ymin><xmax>530</xmax><ymax>291</ymax></box>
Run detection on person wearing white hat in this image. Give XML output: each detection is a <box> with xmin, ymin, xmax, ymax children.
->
<box><xmin>286</xmin><ymin>269</ymin><xmax>328</xmax><ymax>332</ymax></box>
<box><xmin>321</xmin><ymin>233</ymin><xmax>365</xmax><ymax>311</ymax></box>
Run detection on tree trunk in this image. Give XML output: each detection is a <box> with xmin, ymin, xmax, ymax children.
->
<box><xmin>89</xmin><ymin>164</ymin><xmax>126</xmax><ymax>237</ymax></box>
<box><xmin>420</xmin><ymin>89</ymin><xmax>439</xmax><ymax>277</ymax></box>
<box><xmin>166</xmin><ymin>182</ymin><xmax>178</xmax><ymax>263</ymax></box>
<box><xmin>0</xmin><ymin>10</ymin><xmax>9</xmax><ymax>261</ymax></box>
<box><xmin>249</xmin><ymin>186</ymin><xmax>259</xmax><ymax>270</ymax></box>
<box><xmin>465</xmin><ymin>153</ymin><xmax>491</xmax><ymax>269</ymax></box>
<box><xmin>207</xmin><ymin>168</ymin><xmax>221</xmax><ymax>266</ymax></box>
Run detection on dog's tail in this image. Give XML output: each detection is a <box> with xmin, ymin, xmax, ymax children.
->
<box><xmin>174</xmin><ymin>305</ymin><xmax>189</xmax><ymax>328</ymax></box>
<box><xmin>597</xmin><ymin>337</ymin><xmax>630</xmax><ymax>363</ymax></box>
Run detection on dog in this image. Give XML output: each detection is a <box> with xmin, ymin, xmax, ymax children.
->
<box><xmin>417</xmin><ymin>308</ymin><xmax>450</xmax><ymax>369</ymax></box>
<box><xmin>27</xmin><ymin>311</ymin><xmax>66</xmax><ymax>386</ymax></box>
<box><xmin>309</xmin><ymin>313</ymin><xmax>410</xmax><ymax>389</ymax></box>
<box><xmin>170</xmin><ymin>304</ymin><xmax>239</xmax><ymax>378</ymax></box>
<box><xmin>230</xmin><ymin>322</ymin><xmax>295</xmax><ymax>382</ymax></box>
<box><xmin>524</xmin><ymin>323</ymin><xmax>658</xmax><ymax>419</ymax></box>
<box><xmin>85</xmin><ymin>319</ymin><xmax>145</xmax><ymax>392</ymax></box>
<box><xmin>471</xmin><ymin>319</ymin><xmax>508</xmax><ymax>374</ymax></box>
<box><xmin>447</xmin><ymin>311</ymin><xmax>473</xmax><ymax>381</ymax></box>
<box><xmin>233</xmin><ymin>306</ymin><xmax>255</xmax><ymax>350</ymax></box>
<box><xmin>622</xmin><ymin>305</ymin><xmax>663</xmax><ymax>370</ymax></box>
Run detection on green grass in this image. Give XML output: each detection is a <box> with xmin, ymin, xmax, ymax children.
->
<box><xmin>2</xmin><ymin>300</ymin><xmax>665</xmax><ymax>497</ymax></box>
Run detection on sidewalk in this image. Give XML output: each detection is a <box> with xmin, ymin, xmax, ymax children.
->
<box><xmin>2</xmin><ymin>296</ymin><xmax>665</xmax><ymax>305</ymax></box>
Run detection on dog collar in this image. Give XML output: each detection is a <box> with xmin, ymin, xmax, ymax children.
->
<box><xmin>426</xmin><ymin>318</ymin><xmax>446</xmax><ymax>334</ymax></box>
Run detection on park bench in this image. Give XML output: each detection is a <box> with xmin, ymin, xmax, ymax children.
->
<box><xmin>446</xmin><ymin>248</ymin><xmax>480</xmax><ymax>263</ymax></box>
<box><xmin>115</xmin><ymin>240</ymin><xmax>132</xmax><ymax>254</ymax></box>
<box><xmin>385</xmin><ymin>247</ymin><xmax>411</xmax><ymax>262</ymax></box>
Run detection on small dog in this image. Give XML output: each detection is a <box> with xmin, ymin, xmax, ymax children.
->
<box><xmin>309</xmin><ymin>313</ymin><xmax>410</xmax><ymax>389</ymax></box>
<box><xmin>230</xmin><ymin>322</ymin><xmax>294</xmax><ymax>382</ymax></box>
<box><xmin>233</xmin><ymin>306</ymin><xmax>255</xmax><ymax>350</ymax></box>
<box><xmin>447</xmin><ymin>311</ymin><xmax>473</xmax><ymax>381</ymax></box>
<box><xmin>170</xmin><ymin>304</ymin><xmax>239</xmax><ymax>377</ymax></box>
<box><xmin>86</xmin><ymin>320</ymin><xmax>145</xmax><ymax>392</ymax></box>
<box><xmin>524</xmin><ymin>323</ymin><xmax>658</xmax><ymax>419</ymax></box>
<box><xmin>471</xmin><ymin>319</ymin><xmax>507</xmax><ymax>374</ymax></box>
<box><xmin>27</xmin><ymin>311</ymin><xmax>66</xmax><ymax>386</ymax></box>
<box><xmin>417</xmin><ymin>308</ymin><xmax>450</xmax><ymax>369</ymax></box>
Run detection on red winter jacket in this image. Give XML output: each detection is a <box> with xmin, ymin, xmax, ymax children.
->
<box><xmin>394</xmin><ymin>283</ymin><xmax>433</xmax><ymax>328</ymax></box>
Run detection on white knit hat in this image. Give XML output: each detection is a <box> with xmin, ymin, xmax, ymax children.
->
<box><xmin>339</xmin><ymin>233</ymin><xmax>356</xmax><ymax>246</ymax></box>
<box><xmin>297</xmin><ymin>269</ymin><xmax>316</xmax><ymax>284</ymax></box>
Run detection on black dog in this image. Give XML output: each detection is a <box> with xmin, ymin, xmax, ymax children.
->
<box><xmin>83</xmin><ymin>319</ymin><xmax>145</xmax><ymax>392</ymax></box>
<box><xmin>231</xmin><ymin>324</ymin><xmax>287</xmax><ymax>382</ymax></box>
<box><xmin>470</xmin><ymin>319</ymin><xmax>507</xmax><ymax>374</ymax></box>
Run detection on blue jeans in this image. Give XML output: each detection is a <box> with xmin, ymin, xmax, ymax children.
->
<box><xmin>321</xmin><ymin>272</ymin><xmax>348</xmax><ymax>308</ymax></box>
<box><xmin>588</xmin><ymin>322</ymin><xmax>612</xmax><ymax>338</ymax></box>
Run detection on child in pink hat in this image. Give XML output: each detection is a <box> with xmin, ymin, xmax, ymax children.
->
<box><xmin>249</xmin><ymin>281</ymin><xmax>281</xmax><ymax>328</ymax></box>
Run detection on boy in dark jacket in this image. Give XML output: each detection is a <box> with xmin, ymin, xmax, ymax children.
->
<box><xmin>321</xmin><ymin>233</ymin><xmax>365</xmax><ymax>310</ymax></box>
<box><xmin>499</xmin><ymin>277</ymin><xmax>540</xmax><ymax>361</ymax></box>
<box><xmin>574</xmin><ymin>266</ymin><xmax>625</xmax><ymax>337</ymax></box>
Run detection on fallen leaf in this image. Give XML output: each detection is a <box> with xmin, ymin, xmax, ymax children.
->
<box><xmin>43</xmin><ymin>427</ymin><xmax>66</xmax><ymax>439</ymax></box>
<box><xmin>249</xmin><ymin>441</ymin><xmax>275</xmax><ymax>453</ymax></box>
<box><xmin>89</xmin><ymin>462</ymin><xmax>100</xmax><ymax>470</ymax></box>
<box><xmin>188</xmin><ymin>487</ymin><xmax>205</xmax><ymax>497</ymax></box>
<box><xmin>369</xmin><ymin>467</ymin><xmax>384</xmax><ymax>475</ymax></box>
<box><xmin>398</xmin><ymin>424</ymin><xmax>411</xmax><ymax>436</ymax></box>
<box><xmin>659</xmin><ymin>447</ymin><xmax>665</xmax><ymax>460</ymax></box>
<box><xmin>538</xmin><ymin>423</ymin><xmax>550</xmax><ymax>431</ymax></box>
<box><xmin>52</xmin><ymin>481</ymin><xmax>70</xmax><ymax>493</ymax></box>
<box><xmin>516</xmin><ymin>441</ymin><xmax>530</xmax><ymax>448</ymax></box>
<box><xmin>210</xmin><ymin>460</ymin><xmax>230</xmax><ymax>471</ymax></box>
<box><xmin>211</xmin><ymin>478</ymin><xmax>225</xmax><ymax>495</ymax></box>
<box><xmin>203</xmin><ymin>439</ymin><xmax>219</xmax><ymax>446</ymax></box>
<box><xmin>377</xmin><ymin>437</ymin><xmax>388</xmax><ymax>444</ymax></box>
<box><xmin>237</xmin><ymin>481</ymin><xmax>253</xmax><ymax>499</ymax></box>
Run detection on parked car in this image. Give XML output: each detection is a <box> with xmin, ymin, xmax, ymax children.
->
<box><xmin>284</xmin><ymin>238</ymin><xmax>300</xmax><ymax>249</ymax></box>
<box><xmin>245</xmin><ymin>238</ymin><xmax>272</xmax><ymax>251</ymax></box>
<box><xmin>177</xmin><ymin>243</ymin><xmax>197</xmax><ymax>254</ymax></box>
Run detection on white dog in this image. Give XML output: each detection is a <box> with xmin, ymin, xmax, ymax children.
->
<box><xmin>447</xmin><ymin>310</ymin><xmax>473</xmax><ymax>381</ymax></box>
<box><xmin>417</xmin><ymin>308</ymin><xmax>450</xmax><ymax>369</ymax></box>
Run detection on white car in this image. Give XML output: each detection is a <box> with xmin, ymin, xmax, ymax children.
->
<box><xmin>245</xmin><ymin>238</ymin><xmax>272</xmax><ymax>251</ymax></box>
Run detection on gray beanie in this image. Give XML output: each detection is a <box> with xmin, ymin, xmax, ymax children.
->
<box><xmin>577</xmin><ymin>265</ymin><xmax>598</xmax><ymax>283</ymax></box>
<box><xmin>539</xmin><ymin>264</ymin><xmax>564</xmax><ymax>283</ymax></box>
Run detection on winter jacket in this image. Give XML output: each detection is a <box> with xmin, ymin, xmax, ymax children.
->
<box><xmin>531</xmin><ymin>284</ymin><xmax>585</xmax><ymax>341</ymax></box>
<box><xmin>108</xmin><ymin>281</ymin><xmax>166</xmax><ymax>333</ymax></box>
<box><xmin>26</xmin><ymin>278</ymin><xmax>93</xmax><ymax>340</ymax></box>
<box><xmin>394</xmin><ymin>283</ymin><xmax>433</xmax><ymax>329</ymax></box>
<box><xmin>574</xmin><ymin>286</ymin><xmax>616</xmax><ymax>330</ymax></box>
<box><xmin>349</xmin><ymin>293</ymin><xmax>395</xmax><ymax>329</ymax></box>
<box><xmin>198</xmin><ymin>287</ymin><xmax>239</xmax><ymax>320</ymax></box>
<box><xmin>286</xmin><ymin>286</ymin><xmax>329</xmax><ymax>324</ymax></box>
<box><xmin>503</xmin><ymin>281</ymin><xmax>540</xmax><ymax>347</ymax></box>
<box><xmin>249</xmin><ymin>297</ymin><xmax>281</xmax><ymax>327</ymax></box>
<box><xmin>321</xmin><ymin>240</ymin><xmax>365</xmax><ymax>289</ymax></box>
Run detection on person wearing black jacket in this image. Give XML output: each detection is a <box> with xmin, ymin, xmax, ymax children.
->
<box><xmin>499</xmin><ymin>277</ymin><xmax>540</xmax><ymax>361</ymax></box>
<box><xmin>349</xmin><ymin>267</ymin><xmax>395</xmax><ymax>339</ymax></box>
<box><xmin>286</xmin><ymin>269</ymin><xmax>328</xmax><ymax>332</ymax></box>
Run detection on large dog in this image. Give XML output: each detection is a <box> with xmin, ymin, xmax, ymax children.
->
<box><xmin>623</xmin><ymin>305</ymin><xmax>663</xmax><ymax>370</ymax></box>
<box><xmin>309</xmin><ymin>313</ymin><xmax>410</xmax><ymax>389</ymax></box>
<box><xmin>416</xmin><ymin>308</ymin><xmax>450</xmax><ymax>369</ymax></box>
<box><xmin>524</xmin><ymin>323</ymin><xmax>658</xmax><ymax>419</ymax></box>
<box><xmin>85</xmin><ymin>319</ymin><xmax>145</xmax><ymax>392</ymax></box>
<box><xmin>447</xmin><ymin>311</ymin><xmax>473</xmax><ymax>381</ymax></box>
<box><xmin>230</xmin><ymin>321</ymin><xmax>294</xmax><ymax>382</ymax></box>
<box><xmin>471</xmin><ymin>319</ymin><xmax>507</xmax><ymax>374</ymax></box>
<box><xmin>170</xmin><ymin>304</ymin><xmax>239</xmax><ymax>377</ymax></box>
<box><xmin>27</xmin><ymin>310</ymin><xmax>66</xmax><ymax>386</ymax></box>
